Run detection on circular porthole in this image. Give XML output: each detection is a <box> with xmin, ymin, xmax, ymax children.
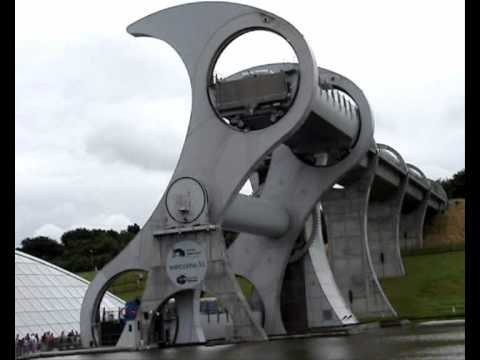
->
<box><xmin>208</xmin><ymin>30</ymin><xmax>300</xmax><ymax>132</ymax></box>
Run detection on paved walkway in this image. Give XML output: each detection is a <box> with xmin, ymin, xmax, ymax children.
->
<box><xmin>416</xmin><ymin>319</ymin><xmax>465</xmax><ymax>327</ymax></box>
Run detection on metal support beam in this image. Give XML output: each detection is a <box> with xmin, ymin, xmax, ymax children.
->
<box><xmin>223</xmin><ymin>194</ymin><xmax>290</xmax><ymax>238</ymax></box>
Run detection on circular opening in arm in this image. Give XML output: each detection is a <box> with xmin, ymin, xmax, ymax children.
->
<box><xmin>208</xmin><ymin>30</ymin><xmax>299</xmax><ymax>132</ymax></box>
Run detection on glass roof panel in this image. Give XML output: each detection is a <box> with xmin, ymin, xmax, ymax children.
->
<box><xmin>15</xmin><ymin>251</ymin><xmax>125</xmax><ymax>337</ymax></box>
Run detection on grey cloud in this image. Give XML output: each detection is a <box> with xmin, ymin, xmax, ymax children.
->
<box><xmin>15</xmin><ymin>153</ymin><xmax>173</xmax><ymax>243</ymax></box>
<box><xmin>83</xmin><ymin>96</ymin><xmax>190</xmax><ymax>172</ymax></box>
<box><xmin>16</xmin><ymin>36</ymin><xmax>191</xmax><ymax>105</ymax></box>
<box><xmin>85</xmin><ymin>123</ymin><xmax>182</xmax><ymax>172</ymax></box>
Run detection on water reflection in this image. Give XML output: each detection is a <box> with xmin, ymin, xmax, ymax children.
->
<box><xmin>48</xmin><ymin>324</ymin><xmax>464</xmax><ymax>360</ymax></box>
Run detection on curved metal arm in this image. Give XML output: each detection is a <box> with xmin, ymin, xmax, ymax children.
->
<box><xmin>377</xmin><ymin>143</ymin><xmax>408</xmax><ymax>173</ymax></box>
<box><xmin>407</xmin><ymin>163</ymin><xmax>427</xmax><ymax>179</ymax></box>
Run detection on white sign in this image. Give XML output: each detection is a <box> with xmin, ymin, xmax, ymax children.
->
<box><xmin>166</xmin><ymin>240</ymin><xmax>207</xmax><ymax>288</ymax></box>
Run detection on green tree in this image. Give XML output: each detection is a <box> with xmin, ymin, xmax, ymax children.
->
<box><xmin>19</xmin><ymin>224</ymin><xmax>144</xmax><ymax>273</ymax></box>
<box><xmin>439</xmin><ymin>168</ymin><xmax>465</xmax><ymax>199</ymax></box>
<box><xmin>16</xmin><ymin>236</ymin><xmax>65</xmax><ymax>263</ymax></box>
<box><xmin>127</xmin><ymin>224</ymin><xmax>140</xmax><ymax>234</ymax></box>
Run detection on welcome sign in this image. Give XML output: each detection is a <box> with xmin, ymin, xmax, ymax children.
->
<box><xmin>166</xmin><ymin>240</ymin><xmax>208</xmax><ymax>288</ymax></box>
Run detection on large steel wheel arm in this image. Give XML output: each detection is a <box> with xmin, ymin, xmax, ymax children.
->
<box><xmin>82</xmin><ymin>1</ymin><xmax>319</xmax><ymax>347</ymax></box>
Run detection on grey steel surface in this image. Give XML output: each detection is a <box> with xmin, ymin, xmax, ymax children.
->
<box><xmin>82</xmin><ymin>1</ymin><xmax>321</xmax><ymax>347</ymax></box>
<box><xmin>82</xmin><ymin>1</ymin><xmax>318</xmax><ymax>348</ymax></box>
<box><xmin>228</xmin><ymin>65</ymin><xmax>373</xmax><ymax>334</ymax></box>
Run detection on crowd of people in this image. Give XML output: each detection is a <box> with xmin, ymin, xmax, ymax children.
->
<box><xmin>15</xmin><ymin>330</ymin><xmax>81</xmax><ymax>358</ymax></box>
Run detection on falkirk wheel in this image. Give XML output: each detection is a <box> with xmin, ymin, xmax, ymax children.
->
<box><xmin>80</xmin><ymin>1</ymin><xmax>448</xmax><ymax>348</ymax></box>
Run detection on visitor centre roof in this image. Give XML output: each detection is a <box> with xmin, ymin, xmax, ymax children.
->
<box><xmin>15</xmin><ymin>250</ymin><xmax>125</xmax><ymax>337</ymax></box>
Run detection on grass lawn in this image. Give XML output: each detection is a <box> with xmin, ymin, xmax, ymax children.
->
<box><xmin>380</xmin><ymin>250</ymin><xmax>465</xmax><ymax>320</ymax></box>
<box><xmin>78</xmin><ymin>271</ymin><xmax>147</xmax><ymax>301</ymax></box>
<box><xmin>78</xmin><ymin>271</ymin><xmax>95</xmax><ymax>282</ymax></box>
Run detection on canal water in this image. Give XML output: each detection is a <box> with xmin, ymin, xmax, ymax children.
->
<box><xmin>47</xmin><ymin>323</ymin><xmax>464</xmax><ymax>360</ymax></box>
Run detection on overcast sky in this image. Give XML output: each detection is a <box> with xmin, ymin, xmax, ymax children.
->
<box><xmin>15</xmin><ymin>0</ymin><xmax>464</xmax><ymax>246</ymax></box>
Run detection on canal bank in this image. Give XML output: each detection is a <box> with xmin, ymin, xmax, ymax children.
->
<box><xmin>18</xmin><ymin>318</ymin><xmax>464</xmax><ymax>360</ymax></box>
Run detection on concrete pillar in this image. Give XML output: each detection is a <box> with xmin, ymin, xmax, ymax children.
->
<box><xmin>400</xmin><ymin>190</ymin><xmax>431</xmax><ymax>251</ymax></box>
<box><xmin>116</xmin><ymin>320</ymin><xmax>141</xmax><ymax>349</ymax></box>
<box><xmin>322</xmin><ymin>157</ymin><xmax>397</xmax><ymax>318</ymax></box>
<box><xmin>367</xmin><ymin>175</ymin><xmax>407</xmax><ymax>278</ymax></box>
<box><xmin>175</xmin><ymin>290</ymin><xmax>205</xmax><ymax>344</ymax></box>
